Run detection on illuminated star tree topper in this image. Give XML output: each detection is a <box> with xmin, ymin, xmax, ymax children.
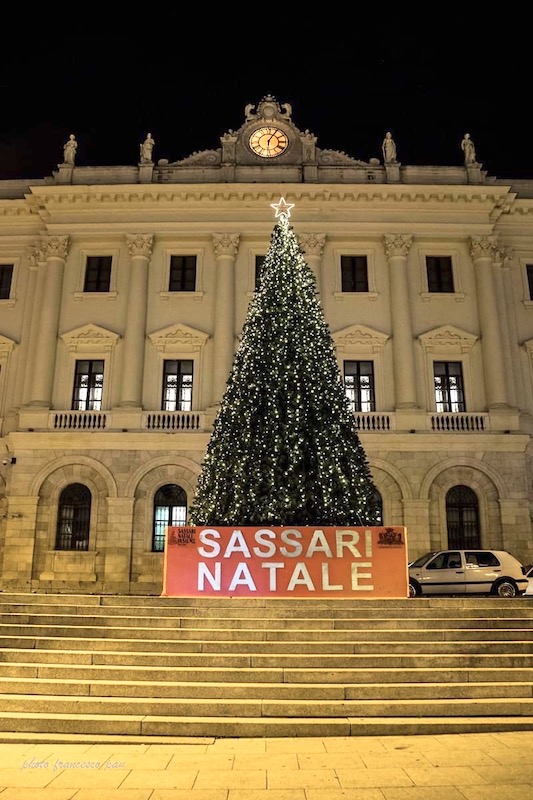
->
<box><xmin>189</xmin><ymin>197</ymin><xmax>379</xmax><ymax>526</ymax></box>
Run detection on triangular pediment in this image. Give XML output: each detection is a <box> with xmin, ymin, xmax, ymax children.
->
<box><xmin>419</xmin><ymin>325</ymin><xmax>478</xmax><ymax>353</ymax></box>
<box><xmin>149</xmin><ymin>323</ymin><xmax>209</xmax><ymax>352</ymax></box>
<box><xmin>60</xmin><ymin>324</ymin><xmax>120</xmax><ymax>351</ymax></box>
<box><xmin>332</xmin><ymin>324</ymin><xmax>389</xmax><ymax>352</ymax></box>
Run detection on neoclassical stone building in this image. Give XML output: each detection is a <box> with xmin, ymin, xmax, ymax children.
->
<box><xmin>1</xmin><ymin>95</ymin><xmax>532</xmax><ymax>594</ymax></box>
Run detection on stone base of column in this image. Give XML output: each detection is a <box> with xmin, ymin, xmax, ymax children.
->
<box><xmin>385</xmin><ymin>162</ymin><xmax>401</xmax><ymax>182</ymax></box>
<box><xmin>466</xmin><ymin>162</ymin><xmax>483</xmax><ymax>184</ymax></box>
<box><xmin>55</xmin><ymin>164</ymin><xmax>74</xmax><ymax>184</ymax></box>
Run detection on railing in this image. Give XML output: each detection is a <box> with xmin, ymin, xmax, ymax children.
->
<box><xmin>143</xmin><ymin>412</ymin><xmax>203</xmax><ymax>431</ymax></box>
<box><xmin>39</xmin><ymin>409</ymin><xmax>497</xmax><ymax>434</ymax></box>
<box><xmin>429</xmin><ymin>413</ymin><xmax>489</xmax><ymax>432</ymax></box>
<box><xmin>48</xmin><ymin>410</ymin><xmax>205</xmax><ymax>432</ymax></box>
<box><xmin>354</xmin><ymin>413</ymin><xmax>393</xmax><ymax>431</ymax></box>
<box><xmin>52</xmin><ymin>412</ymin><xmax>107</xmax><ymax>430</ymax></box>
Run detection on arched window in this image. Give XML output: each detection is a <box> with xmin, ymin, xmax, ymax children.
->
<box><xmin>55</xmin><ymin>483</ymin><xmax>91</xmax><ymax>551</ymax></box>
<box><xmin>370</xmin><ymin>487</ymin><xmax>383</xmax><ymax>525</ymax></box>
<box><xmin>153</xmin><ymin>484</ymin><xmax>187</xmax><ymax>552</ymax></box>
<box><xmin>446</xmin><ymin>485</ymin><xmax>480</xmax><ymax>549</ymax></box>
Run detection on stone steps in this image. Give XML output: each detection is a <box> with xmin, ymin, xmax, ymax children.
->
<box><xmin>0</xmin><ymin>591</ymin><xmax>532</xmax><ymax>740</ymax></box>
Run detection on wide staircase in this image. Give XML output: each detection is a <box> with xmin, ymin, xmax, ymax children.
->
<box><xmin>0</xmin><ymin>591</ymin><xmax>532</xmax><ymax>743</ymax></box>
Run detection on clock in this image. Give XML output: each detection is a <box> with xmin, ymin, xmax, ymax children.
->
<box><xmin>249</xmin><ymin>126</ymin><xmax>289</xmax><ymax>158</ymax></box>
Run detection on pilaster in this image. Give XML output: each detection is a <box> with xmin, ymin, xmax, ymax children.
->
<box><xmin>384</xmin><ymin>234</ymin><xmax>418</xmax><ymax>409</ymax></box>
<box><xmin>118</xmin><ymin>233</ymin><xmax>154</xmax><ymax>408</ymax></box>
<box><xmin>28</xmin><ymin>236</ymin><xmax>70</xmax><ymax>408</ymax></box>
<box><xmin>470</xmin><ymin>235</ymin><xmax>509</xmax><ymax>408</ymax></box>
<box><xmin>211</xmin><ymin>233</ymin><xmax>240</xmax><ymax>405</ymax></box>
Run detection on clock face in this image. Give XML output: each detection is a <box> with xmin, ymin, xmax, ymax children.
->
<box><xmin>249</xmin><ymin>126</ymin><xmax>289</xmax><ymax>158</ymax></box>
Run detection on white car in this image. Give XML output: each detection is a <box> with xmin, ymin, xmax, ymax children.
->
<box><xmin>524</xmin><ymin>565</ymin><xmax>533</xmax><ymax>596</ymax></box>
<box><xmin>408</xmin><ymin>549</ymin><xmax>528</xmax><ymax>598</ymax></box>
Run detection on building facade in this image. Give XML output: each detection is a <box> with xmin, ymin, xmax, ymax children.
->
<box><xmin>1</xmin><ymin>95</ymin><xmax>533</xmax><ymax>594</ymax></box>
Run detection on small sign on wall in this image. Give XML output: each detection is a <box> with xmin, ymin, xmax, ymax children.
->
<box><xmin>162</xmin><ymin>526</ymin><xmax>408</xmax><ymax>599</ymax></box>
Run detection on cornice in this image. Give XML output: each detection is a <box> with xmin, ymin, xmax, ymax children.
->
<box><xmin>23</xmin><ymin>184</ymin><xmax>515</xmax><ymax>210</ymax></box>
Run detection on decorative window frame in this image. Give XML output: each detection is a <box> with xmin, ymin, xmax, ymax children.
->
<box><xmin>333</xmin><ymin>248</ymin><xmax>378</xmax><ymax>300</ymax></box>
<box><xmin>247</xmin><ymin>249</ymin><xmax>268</xmax><ymax>297</ymax></box>
<box><xmin>74</xmin><ymin>249</ymin><xmax>119</xmax><ymax>301</ymax></box>
<box><xmin>60</xmin><ymin>324</ymin><xmax>120</xmax><ymax>410</ymax></box>
<box><xmin>0</xmin><ymin>334</ymin><xmax>16</xmax><ymax>421</ymax></box>
<box><xmin>522</xmin><ymin>339</ymin><xmax>533</xmax><ymax>398</ymax></box>
<box><xmin>0</xmin><ymin>258</ymin><xmax>20</xmax><ymax>307</ymax></box>
<box><xmin>518</xmin><ymin>257</ymin><xmax>533</xmax><ymax>307</ymax></box>
<box><xmin>419</xmin><ymin>248</ymin><xmax>464</xmax><ymax>302</ymax></box>
<box><xmin>418</xmin><ymin>325</ymin><xmax>478</xmax><ymax>411</ymax></box>
<box><xmin>332</xmin><ymin>323</ymin><xmax>389</xmax><ymax>410</ymax></box>
<box><xmin>47</xmin><ymin>477</ymin><xmax>99</xmax><ymax>555</ymax></box>
<box><xmin>160</xmin><ymin>248</ymin><xmax>204</xmax><ymax>300</ymax></box>
<box><xmin>148</xmin><ymin>323</ymin><xmax>209</xmax><ymax>410</ymax></box>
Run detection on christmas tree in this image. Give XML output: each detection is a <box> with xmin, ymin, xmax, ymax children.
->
<box><xmin>189</xmin><ymin>198</ymin><xmax>379</xmax><ymax>527</ymax></box>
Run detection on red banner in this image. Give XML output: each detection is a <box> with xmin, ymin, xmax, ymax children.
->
<box><xmin>162</xmin><ymin>526</ymin><xmax>408</xmax><ymax>599</ymax></box>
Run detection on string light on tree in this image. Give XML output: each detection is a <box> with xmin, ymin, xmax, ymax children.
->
<box><xmin>189</xmin><ymin>196</ymin><xmax>379</xmax><ymax>527</ymax></box>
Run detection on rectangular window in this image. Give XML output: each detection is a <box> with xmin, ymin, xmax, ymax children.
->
<box><xmin>72</xmin><ymin>360</ymin><xmax>104</xmax><ymax>411</ymax></box>
<box><xmin>162</xmin><ymin>360</ymin><xmax>193</xmax><ymax>411</ymax></box>
<box><xmin>527</xmin><ymin>264</ymin><xmax>533</xmax><ymax>300</ymax></box>
<box><xmin>169</xmin><ymin>255</ymin><xmax>197</xmax><ymax>291</ymax></box>
<box><xmin>344</xmin><ymin>360</ymin><xmax>375</xmax><ymax>412</ymax></box>
<box><xmin>341</xmin><ymin>256</ymin><xmax>369</xmax><ymax>292</ymax></box>
<box><xmin>426</xmin><ymin>256</ymin><xmax>454</xmax><ymax>293</ymax></box>
<box><xmin>0</xmin><ymin>264</ymin><xmax>14</xmax><ymax>299</ymax></box>
<box><xmin>255</xmin><ymin>255</ymin><xmax>266</xmax><ymax>290</ymax></box>
<box><xmin>434</xmin><ymin>361</ymin><xmax>465</xmax><ymax>412</ymax></box>
<box><xmin>83</xmin><ymin>256</ymin><xmax>112</xmax><ymax>292</ymax></box>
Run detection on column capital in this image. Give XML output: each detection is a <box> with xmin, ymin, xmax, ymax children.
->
<box><xmin>469</xmin><ymin>234</ymin><xmax>499</xmax><ymax>262</ymax></box>
<box><xmin>126</xmin><ymin>233</ymin><xmax>154</xmax><ymax>259</ymax></box>
<box><xmin>43</xmin><ymin>235</ymin><xmax>70</xmax><ymax>261</ymax></box>
<box><xmin>212</xmin><ymin>233</ymin><xmax>240</xmax><ymax>258</ymax></box>
<box><xmin>383</xmin><ymin>234</ymin><xmax>413</xmax><ymax>258</ymax></box>
<box><xmin>27</xmin><ymin>245</ymin><xmax>46</xmax><ymax>268</ymax></box>
<box><xmin>298</xmin><ymin>233</ymin><xmax>326</xmax><ymax>258</ymax></box>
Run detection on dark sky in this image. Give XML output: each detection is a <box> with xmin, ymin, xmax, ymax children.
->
<box><xmin>1</xmin><ymin>18</ymin><xmax>530</xmax><ymax>181</ymax></box>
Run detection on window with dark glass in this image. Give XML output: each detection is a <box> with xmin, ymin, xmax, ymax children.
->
<box><xmin>153</xmin><ymin>484</ymin><xmax>187</xmax><ymax>552</ymax></box>
<box><xmin>255</xmin><ymin>255</ymin><xmax>266</xmax><ymax>290</ymax></box>
<box><xmin>0</xmin><ymin>264</ymin><xmax>14</xmax><ymax>300</ymax></box>
<box><xmin>434</xmin><ymin>361</ymin><xmax>465</xmax><ymax>412</ymax></box>
<box><xmin>344</xmin><ymin>360</ymin><xmax>375</xmax><ymax>412</ymax></box>
<box><xmin>169</xmin><ymin>255</ymin><xmax>197</xmax><ymax>291</ymax></box>
<box><xmin>446</xmin><ymin>485</ymin><xmax>480</xmax><ymax>549</ymax></box>
<box><xmin>527</xmin><ymin>264</ymin><xmax>533</xmax><ymax>300</ymax></box>
<box><xmin>83</xmin><ymin>256</ymin><xmax>112</xmax><ymax>292</ymax></box>
<box><xmin>72</xmin><ymin>360</ymin><xmax>104</xmax><ymax>411</ymax></box>
<box><xmin>55</xmin><ymin>483</ymin><xmax>91</xmax><ymax>551</ymax></box>
<box><xmin>162</xmin><ymin>360</ymin><xmax>193</xmax><ymax>411</ymax></box>
<box><xmin>426</xmin><ymin>256</ymin><xmax>454</xmax><ymax>292</ymax></box>
<box><xmin>341</xmin><ymin>255</ymin><xmax>369</xmax><ymax>292</ymax></box>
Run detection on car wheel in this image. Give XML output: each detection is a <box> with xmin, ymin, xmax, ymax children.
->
<box><xmin>493</xmin><ymin>579</ymin><xmax>518</xmax><ymax>598</ymax></box>
<box><xmin>408</xmin><ymin>580</ymin><xmax>421</xmax><ymax>598</ymax></box>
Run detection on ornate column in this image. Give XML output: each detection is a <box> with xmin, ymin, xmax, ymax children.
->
<box><xmin>211</xmin><ymin>233</ymin><xmax>239</xmax><ymax>405</ymax></box>
<box><xmin>470</xmin><ymin>236</ymin><xmax>509</xmax><ymax>408</ymax></box>
<box><xmin>299</xmin><ymin>233</ymin><xmax>326</xmax><ymax>294</ymax></box>
<box><xmin>493</xmin><ymin>245</ymin><xmax>520</xmax><ymax>407</ymax></box>
<box><xmin>18</xmin><ymin>245</ymin><xmax>45</xmax><ymax>407</ymax></box>
<box><xmin>28</xmin><ymin>235</ymin><xmax>70</xmax><ymax>407</ymax></box>
<box><xmin>119</xmin><ymin>234</ymin><xmax>154</xmax><ymax>408</ymax></box>
<box><xmin>383</xmin><ymin>234</ymin><xmax>418</xmax><ymax>409</ymax></box>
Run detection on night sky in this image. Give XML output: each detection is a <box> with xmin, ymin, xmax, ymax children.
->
<box><xmin>1</xmin><ymin>17</ymin><xmax>530</xmax><ymax>181</ymax></box>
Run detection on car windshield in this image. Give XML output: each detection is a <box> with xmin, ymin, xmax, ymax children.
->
<box><xmin>410</xmin><ymin>552</ymin><xmax>438</xmax><ymax>568</ymax></box>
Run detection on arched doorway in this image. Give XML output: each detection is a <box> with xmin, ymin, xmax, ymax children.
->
<box><xmin>152</xmin><ymin>483</ymin><xmax>187</xmax><ymax>551</ymax></box>
<box><xmin>446</xmin><ymin>484</ymin><xmax>480</xmax><ymax>548</ymax></box>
